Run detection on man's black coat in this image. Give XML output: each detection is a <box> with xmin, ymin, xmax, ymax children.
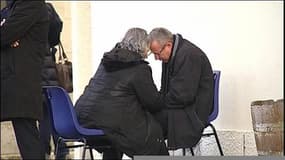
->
<box><xmin>1</xmin><ymin>0</ymin><xmax>49</xmax><ymax>121</ymax></box>
<box><xmin>162</xmin><ymin>34</ymin><xmax>214</xmax><ymax>149</ymax></box>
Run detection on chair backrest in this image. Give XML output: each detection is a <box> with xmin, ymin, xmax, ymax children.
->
<box><xmin>43</xmin><ymin>86</ymin><xmax>85</xmax><ymax>139</ymax></box>
<box><xmin>43</xmin><ymin>86</ymin><xmax>104</xmax><ymax>139</ymax></box>
<box><xmin>208</xmin><ymin>70</ymin><xmax>221</xmax><ymax>122</ymax></box>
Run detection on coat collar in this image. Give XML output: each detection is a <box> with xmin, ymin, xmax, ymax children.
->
<box><xmin>167</xmin><ymin>34</ymin><xmax>182</xmax><ymax>67</ymax></box>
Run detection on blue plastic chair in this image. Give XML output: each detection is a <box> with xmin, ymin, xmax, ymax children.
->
<box><xmin>42</xmin><ymin>86</ymin><xmax>111</xmax><ymax>159</ymax></box>
<box><xmin>183</xmin><ymin>70</ymin><xmax>224</xmax><ymax>156</ymax></box>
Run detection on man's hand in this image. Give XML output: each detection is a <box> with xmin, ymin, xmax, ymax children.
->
<box><xmin>1</xmin><ymin>18</ymin><xmax>20</xmax><ymax>48</ymax></box>
<box><xmin>11</xmin><ymin>40</ymin><xmax>20</xmax><ymax>48</ymax></box>
<box><xmin>1</xmin><ymin>18</ymin><xmax>6</xmax><ymax>26</ymax></box>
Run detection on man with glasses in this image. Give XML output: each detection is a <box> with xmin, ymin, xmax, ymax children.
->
<box><xmin>148</xmin><ymin>27</ymin><xmax>214</xmax><ymax>151</ymax></box>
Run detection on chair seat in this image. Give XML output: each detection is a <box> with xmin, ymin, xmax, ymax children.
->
<box><xmin>182</xmin><ymin>70</ymin><xmax>223</xmax><ymax>156</ymax></box>
<box><xmin>42</xmin><ymin>86</ymin><xmax>112</xmax><ymax>159</ymax></box>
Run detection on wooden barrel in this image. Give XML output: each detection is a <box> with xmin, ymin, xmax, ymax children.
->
<box><xmin>251</xmin><ymin>99</ymin><xmax>284</xmax><ymax>155</ymax></box>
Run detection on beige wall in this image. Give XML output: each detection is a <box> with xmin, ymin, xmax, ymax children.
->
<box><xmin>90</xmin><ymin>1</ymin><xmax>283</xmax><ymax>131</ymax></box>
<box><xmin>47</xmin><ymin>1</ymin><xmax>94</xmax><ymax>100</ymax></box>
<box><xmin>48</xmin><ymin>1</ymin><xmax>72</xmax><ymax>66</ymax></box>
<box><xmin>1</xmin><ymin>0</ymin><xmax>7</xmax><ymax>10</ymax></box>
<box><xmin>69</xmin><ymin>2</ymin><xmax>93</xmax><ymax>102</ymax></box>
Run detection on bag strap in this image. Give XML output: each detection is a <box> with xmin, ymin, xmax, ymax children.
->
<box><xmin>57</xmin><ymin>41</ymin><xmax>68</xmax><ymax>63</ymax></box>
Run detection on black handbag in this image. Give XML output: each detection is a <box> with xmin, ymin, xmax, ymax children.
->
<box><xmin>55</xmin><ymin>41</ymin><xmax>73</xmax><ymax>93</ymax></box>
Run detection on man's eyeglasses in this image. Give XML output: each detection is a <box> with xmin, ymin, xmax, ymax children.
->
<box><xmin>147</xmin><ymin>43</ymin><xmax>167</xmax><ymax>56</ymax></box>
<box><xmin>158</xmin><ymin>44</ymin><xmax>167</xmax><ymax>55</ymax></box>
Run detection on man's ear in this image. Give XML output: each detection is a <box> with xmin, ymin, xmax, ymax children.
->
<box><xmin>166</xmin><ymin>41</ymin><xmax>173</xmax><ymax>47</ymax></box>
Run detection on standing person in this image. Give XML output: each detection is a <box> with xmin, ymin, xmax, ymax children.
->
<box><xmin>39</xmin><ymin>45</ymin><xmax>58</xmax><ymax>159</ymax></box>
<box><xmin>39</xmin><ymin>46</ymin><xmax>69</xmax><ymax>159</ymax></box>
<box><xmin>1</xmin><ymin>0</ymin><xmax>49</xmax><ymax>159</ymax></box>
<box><xmin>75</xmin><ymin>28</ymin><xmax>169</xmax><ymax>159</ymax></box>
<box><xmin>148</xmin><ymin>27</ymin><xmax>214</xmax><ymax>150</ymax></box>
<box><xmin>39</xmin><ymin>3</ymin><xmax>68</xmax><ymax>158</ymax></box>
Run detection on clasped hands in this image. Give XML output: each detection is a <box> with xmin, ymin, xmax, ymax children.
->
<box><xmin>1</xmin><ymin>18</ymin><xmax>20</xmax><ymax>48</ymax></box>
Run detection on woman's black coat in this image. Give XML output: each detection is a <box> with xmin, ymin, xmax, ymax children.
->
<box><xmin>75</xmin><ymin>47</ymin><xmax>165</xmax><ymax>157</ymax></box>
<box><xmin>162</xmin><ymin>34</ymin><xmax>214</xmax><ymax>149</ymax></box>
<box><xmin>1</xmin><ymin>0</ymin><xmax>49</xmax><ymax>121</ymax></box>
<box><xmin>41</xmin><ymin>47</ymin><xmax>59</xmax><ymax>86</ymax></box>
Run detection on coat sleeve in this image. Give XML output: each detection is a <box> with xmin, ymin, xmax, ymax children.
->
<box><xmin>132</xmin><ymin>64</ymin><xmax>165</xmax><ymax>113</ymax></box>
<box><xmin>1</xmin><ymin>0</ymin><xmax>45</xmax><ymax>48</ymax></box>
<box><xmin>166</xmin><ymin>51</ymin><xmax>202</xmax><ymax>108</ymax></box>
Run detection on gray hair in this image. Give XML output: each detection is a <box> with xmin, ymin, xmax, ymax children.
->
<box><xmin>148</xmin><ymin>27</ymin><xmax>173</xmax><ymax>46</ymax></box>
<box><xmin>119</xmin><ymin>27</ymin><xmax>149</xmax><ymax>58</ymax></box>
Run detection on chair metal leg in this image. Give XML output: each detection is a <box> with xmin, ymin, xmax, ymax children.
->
<box><xmin>182</xmin><ymin>148</ymin><xmax>194</xmax><ymax>156</ymax></box>
<box><xmin>89</xmin><ymin>148</ymin><xmax>94</xmax><ymax>160</ymax></box>
<box><xmin>81</xmin><ymin>139</ymin><xmax>87</xmax><ymax>159</ymax></box>
<box><xmin>55</xmin><ymin>137</ymin><xmax>63</xmax><ymax>158</ymax></box>
<box><xmin>82</xmin><ymin>147</ymin><xmax>87</xmax><ymax>159</ymax></box>
<box><xmin>182</xmin><ymin>148</ymin><xmax>186</xmax><ymax>156</ymax></box>
<box><xmin>190</xmin><ymin>148</ymin><xmax>194</xmax><ymax>156</ymax></box>
<box><xmin>208</xmin><ymin>123</ymin><xmax>224</xmax><ymax>156</ymax></box>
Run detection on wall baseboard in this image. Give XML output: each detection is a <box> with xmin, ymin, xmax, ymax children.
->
<box><xmin>0</xmin><ymin>122</ymin><xmax>259</xmax><ymax>157</ymax></box>
<box><xmin>170</xmin><ymin>129</ymin><xmax>258</xmax><ymax>156</ymax></box>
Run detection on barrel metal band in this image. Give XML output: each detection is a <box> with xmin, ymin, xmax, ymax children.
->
<box><xmin>253</xmin><ymin>123</ymin><xmax>283</xmax><ymax>132</ymax></box>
